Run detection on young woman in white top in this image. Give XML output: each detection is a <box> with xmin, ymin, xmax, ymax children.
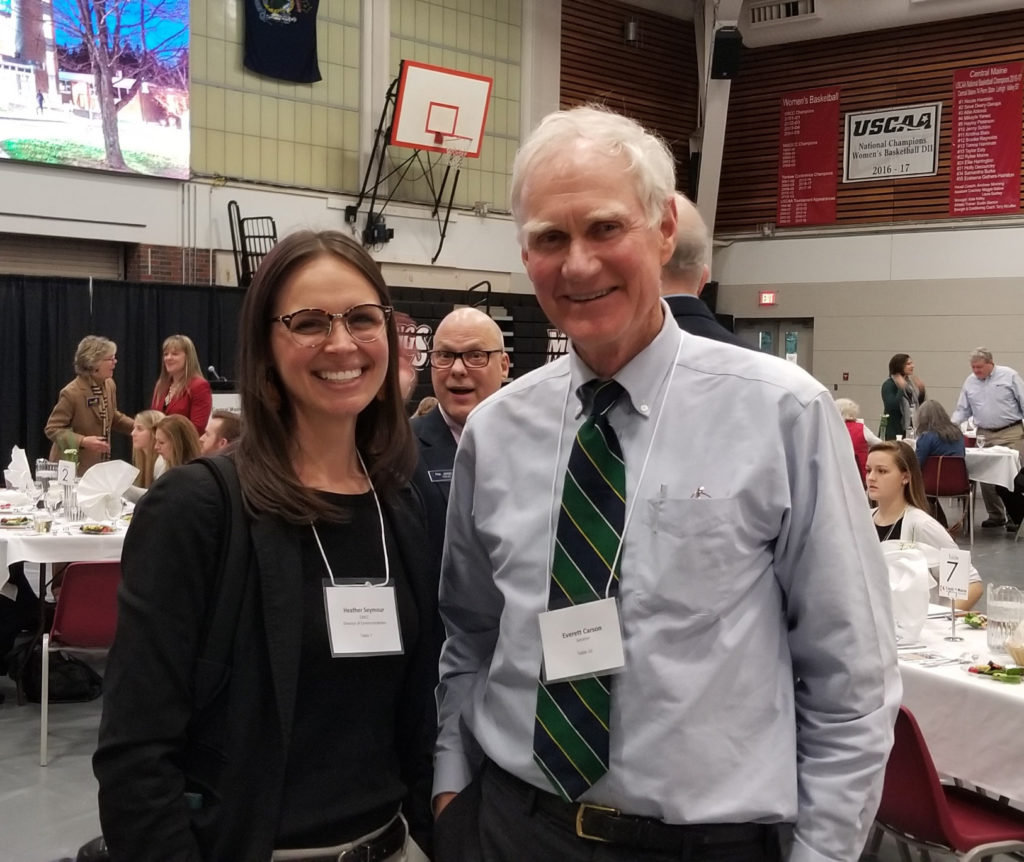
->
<box><xmin>866</xmin><ymin>440</ymin><xmax>982</xmax><ymax>609</ymax></box>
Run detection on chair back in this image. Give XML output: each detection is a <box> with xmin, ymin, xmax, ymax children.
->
<box><xmin>921</xmin><ymin>455</ymin><xmax>969</xmax><ymax>497</ymax></box>
<box><xmin>876</xmin><ymin>706</ymin><xmax>958</xmax><ymax>846</ymax></box>
<box><xmin>50</xmin><ymin>561</ymin><xmax>121</xmax><ymax>648</ymax></box>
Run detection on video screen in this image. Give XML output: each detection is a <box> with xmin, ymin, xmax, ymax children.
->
<box><xmin>0</xmin><ymin>0</ymin><xmax>189</xmax><ymax>179</ymax></box>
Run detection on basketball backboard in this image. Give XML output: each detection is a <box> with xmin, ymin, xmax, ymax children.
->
<box><xmin>390</xmin><ymin>60</ymin><xmax>492</xmax><ymax>157</ymax></box>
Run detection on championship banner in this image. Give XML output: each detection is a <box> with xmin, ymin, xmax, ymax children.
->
<box><xmin>843</xmin><ymin>103</ymin><xmax>940</xmax><ymax>182</ymax></box>
<box><xmin>950</xmin><ymin>62</ymin><xmax>1024</xmax><ymax>217</ymax></box>
<box><xmin>777</xmin><ymin>87</ymin><xmax>840</xmax><ymax>227</ymax></box>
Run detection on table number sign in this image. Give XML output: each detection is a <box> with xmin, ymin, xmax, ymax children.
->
<box><xmin>938</xmin><ymin>549</ymin><xmax>970</xmax><ymax>602</ymax></box>
<box><xmin>57</xmin><ymin>460</ymin><xmax>76</xmax><ymax>484</ymax></box>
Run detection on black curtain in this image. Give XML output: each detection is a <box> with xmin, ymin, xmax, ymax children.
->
<box><xmin>92</xmin><ymin>281</ymin><xmax>245</xmax><ymax>462</ymax></box>
<box><xmin>0</xmin><ymin>276</ymin><xmax>245</xmax><ymax>467</ymax></box>
<box><xmin>0</xmin><ymin>275</ymin><xmax>92</xmax><ymax>466</ymax></box>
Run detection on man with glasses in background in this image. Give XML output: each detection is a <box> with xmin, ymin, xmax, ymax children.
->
<box><xmin>412</xmin><ymin>307</ymin><xmax>509</xmax><ymax>558</ymax></box>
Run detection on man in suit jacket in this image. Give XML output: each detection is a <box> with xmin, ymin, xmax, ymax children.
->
<box><xmin>662</xmin><ymin>193</ymin><xmax>749</xmax><ymax>349</ymax></box>
<box><xmin>411</xmin><ymin>308</ymin><xmax>509</xmax><ymax>556</ymax></box>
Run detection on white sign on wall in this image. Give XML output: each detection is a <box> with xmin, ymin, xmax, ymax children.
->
<box><xmin>843</xmin><ymin>102</ymin><xmax>942</xmax><ymax>182</ymax></box>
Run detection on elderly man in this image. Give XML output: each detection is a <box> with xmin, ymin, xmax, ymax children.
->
<box><xmin>411</xmin><ymin>307</ymin><xmax>508</xmax><ymax>554</ymax></box>
<box><xmin>432</xmin><ymin>106</ymin><xmax>899</xmax><ymax>862</ymax></box>
<box><xmin>951</xmin><ymin>347</ymin><xmax>1024</xmax><ymax>528</ymax></box>
<box><xmin>198</xmin><ymin>408</ymin><xmax>241</xmax><ymax>455</ymax></box>
<box><xmin>661</xmin><ymin>193</ymin><xmax>748</xmax><ymax>348</ymax></box>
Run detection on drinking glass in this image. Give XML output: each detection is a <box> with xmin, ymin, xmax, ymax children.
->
<box><xmin>987</xmin><ymin>585</ymin><xmax>1024</xmax><ymax>656</ymax></box>
<box><xmin>44</xmin><ymin>486</ymin><xmax>63</xmax><ymax>518</ymax></box>
<box><xmin>976</xmin><ymin>434</ymin><xmax>987</xmax><ymax>449</ymax></box>
<box><xmin>26</xmin><ymin>481</ymin><xmax>43</xmax><ymax>509</ymax></box>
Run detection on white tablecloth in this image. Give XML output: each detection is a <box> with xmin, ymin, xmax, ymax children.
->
<box><xmin>964</xmin><ymin>447</ymin><xmax>1021</xmax><ymax>490</ymax></box>
<box><xmin>0</xmin><ymin>525</ymin><xmax>126</xmax><ymax>598</ymax></box>
<box><xmin>899</xmin><ymin>615</ymin><xmax>1024</xmax><ymax>802</ymax></box>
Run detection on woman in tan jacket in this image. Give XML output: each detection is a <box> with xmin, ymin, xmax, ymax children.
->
<box><xmin>45</xmin><ymin>335</ymin><xmax>134</xmax><ymax>475</ymax></box>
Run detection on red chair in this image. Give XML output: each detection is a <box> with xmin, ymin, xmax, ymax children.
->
<box><xmin>867</xmin><ymin>706</ymin><xmax>1024</xmax><ymax>860</ymax></box>
<box><xmin>920</xmin><ymin>455</ymin><xmax>973</xmax><ymax>548</ymax></box>
<box><xmin>40</xmin><ymin>560</ymin><xmax>121</xmax><ymax>766</ymax></box>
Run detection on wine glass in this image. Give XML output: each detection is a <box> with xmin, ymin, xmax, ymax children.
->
<box><xmin>976</xmin><ymin>434</ymin><xmax>987</xmax><ymax>450</ymax></box>
<box><xmin>44</xmin><ymin>485</ymin><xmax>63</xmax><ymax>518</ymax></box>
<box><xmin>25</xmin><ymin>481</ymin><xmax>44</xmax><ymax>510</ymax></box>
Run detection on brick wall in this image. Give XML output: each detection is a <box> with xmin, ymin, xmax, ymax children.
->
<box><xmin>125</xmin><ymin>244</ymin><xmax>213</xmax><ymax>284</ymax></box>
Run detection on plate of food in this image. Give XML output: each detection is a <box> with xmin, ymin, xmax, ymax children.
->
<box><xmin>963</xmin><ymin>612</ymin><xmax>987</xmax><ymax>629</ymax></box>
<box><xmin>0</xmin><ymin>515</ymin><xmax>32</xmax><ymax>528</ymax></box>
<box><xmin>80</xmin><ymin>523</ymin><xmax>117</xmax><ymax>535</ymax></box>
<box><xmin>965</xmin><ymin>661</ymin><xmax>1023</xmax><ymax>684</ymax></box>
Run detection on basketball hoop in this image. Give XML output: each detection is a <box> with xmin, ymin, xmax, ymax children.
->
<box><xmin>442</xmin><ymin>135</ymin><xmax>471</xmax><ymax>171</ymax></box>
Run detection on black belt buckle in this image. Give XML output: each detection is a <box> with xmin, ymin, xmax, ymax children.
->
<box><xmin>575</xmin><ymin>803</ymin><xmax>618</xmax><ymax>842</ymax></box>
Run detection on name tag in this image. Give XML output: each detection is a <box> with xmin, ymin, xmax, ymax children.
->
<box><xmin>538</xmin><ymin>597</ymin><xmax>625</xmax><ymax>683</ymax></box>
<box><xmin>87</xmin><ymin>396</ymin><xmax>100</xmax><ymax>406</ymax></box>
<box><xmin>322</xmin><ymin>583</ymin><xmax>404</xmax><ymax>657</ymax></box>
<box><xmin>427</xmin><ymin>468</ymin><xmax>453</xmax><ymax>483</ymax></box>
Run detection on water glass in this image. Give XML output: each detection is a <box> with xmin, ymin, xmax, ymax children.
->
<box><xmin>26</xmin><ymin>481</ymin><xmax>44</xmax><ymax>509</ymax></box>
<box><xmin>33</xmin><ymin>511</ymin><xmax>53</xmax><ymax>533</ymax></box>
<box><xmin>986</xmin><ymin>585</ymin><xmax>1024</xmax><ymax>656</ymax></box>
<box><xmin>44</xmin><ymin>486</ymin><xmax>63</xmax><ymax>518</ymax></box>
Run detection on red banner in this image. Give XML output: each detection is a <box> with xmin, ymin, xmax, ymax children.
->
<box><xmin>777</xmin><ymin>87</ymin><xmax>840</xmax><ymax>227</ymax></box>
<box><xmin>950</xmin><ymin>63</ymin><xmax>1024</xmax><ymax>216</ymax></box>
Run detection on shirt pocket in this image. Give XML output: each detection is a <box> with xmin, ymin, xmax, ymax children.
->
<box><xmin>636</xmin><ymin>497</ymin><xmax>746</xmax><ymax>616</ymax></box>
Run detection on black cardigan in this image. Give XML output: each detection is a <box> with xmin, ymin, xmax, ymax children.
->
<box><xmin>93</xmin><ymin>461</ymin><xmax>441</xmax><ymax>861</ymax></box>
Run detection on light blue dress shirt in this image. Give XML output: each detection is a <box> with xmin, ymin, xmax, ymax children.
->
<box><xmin>435</xmin><ymin>311</ymin><xmax>901</xmax><ymax>862</ymax></box>
<box><xmin>951</xmin><ymin>365</ymin><xmax>1024</xmax><ymax>430</ymax></box>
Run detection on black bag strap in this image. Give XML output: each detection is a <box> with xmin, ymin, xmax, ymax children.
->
<box><xmin>192</xmin><ymin>454</ymin><xmax>251</xmax><ymax>711</ymax></box>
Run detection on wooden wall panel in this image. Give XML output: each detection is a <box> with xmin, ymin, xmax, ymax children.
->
<box><xmin>718</xmin><ymin>10</ymin><xmax>1024</xmax><ymax>233</ymax></box>
<box><xmin>560</xmin><ymin>0</ymin><xmax>699</xmax><ymax>195</ymax></box>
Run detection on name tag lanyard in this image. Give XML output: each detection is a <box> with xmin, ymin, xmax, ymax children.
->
<box><xmin>313</xmin><ymin>452</ymin><xmax>404</xmax><ymax>657</ymax></box>
<box><xmin>539</xmin><ymin>335</ymin><xmax>681</xmax><ymax>682</ymax></box>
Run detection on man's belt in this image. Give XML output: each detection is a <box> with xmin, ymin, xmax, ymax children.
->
<box><xmin>274</xmin><ymin>816</ymin><xmax>405</xmax><ymax>862</ymax></box>
<box><xmin>491</xmin><ymin>763</ymin><xmax>775</xmax><ymax>853</ymax></box>
<box><xmin>978</xmin><ymin>422</ymin><xmax>1023</xmax><ymax>433</ymax></box>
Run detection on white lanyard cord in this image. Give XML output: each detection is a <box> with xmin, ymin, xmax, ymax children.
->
<box><xmin>549</xmin><ymin>333</ymin><xmax>683</xmax><ymax>600</ymax></box>
<box><xmin>312</xmin><ymin>451</ymin><xmax>391</xmax><ymax>587</ymax></box>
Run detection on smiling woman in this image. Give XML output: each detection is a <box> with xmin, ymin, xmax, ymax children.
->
<box><xmin>150</xmin><ymin>334</ymin><xmax>212</xmax><ymax>435</ymax></box>
<box><xmin>94</xmin><ymin>231</ymin><xmax>439</xmax><ymax>862</ymax></box>
<box><xmin>43</xmin><ymin>335</ymin><xmax>134</xmax><ymax>476</ymax></box>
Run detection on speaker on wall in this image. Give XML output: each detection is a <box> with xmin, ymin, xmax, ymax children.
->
<box><xmin>710</xmin><ymin>27</ymin><xmax>743</xmax><ymax>80</ymax></box>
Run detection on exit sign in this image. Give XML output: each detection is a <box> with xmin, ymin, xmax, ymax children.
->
<box><xmin>758</xmin><ymin>291</ymin><xmax>777</xmax><ymax>306</ymax></box>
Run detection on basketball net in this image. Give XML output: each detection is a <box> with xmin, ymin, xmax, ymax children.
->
<box><xmin>440</xmin><ymin>135</ymin><xmax>470</xmax><ymax>171</ymax></box>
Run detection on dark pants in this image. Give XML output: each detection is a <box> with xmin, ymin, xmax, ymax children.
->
<box><xmin>0</xmin><ymin>563</ymin><xmax>39</xmax><ymax>675</ymax></box>
<box><xmin>436</xmin><ymin>761</ymin><xmax>782</xmax><ymax>862</ymax></box>
<box><xmin>995</xmin><ymin>487</ymin><xmax>1024</xmax><ymax>525</ymax></box>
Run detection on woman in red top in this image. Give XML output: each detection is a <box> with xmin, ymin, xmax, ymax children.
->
<box><xmin>835</xmin><ymin>398</ymin><xmax>881</xmax><ymax>485</ymax></box>
<box><xmin>150</xmin><ymin>334</ymin><xmax>212</xmax><ymax>434</ymax></box>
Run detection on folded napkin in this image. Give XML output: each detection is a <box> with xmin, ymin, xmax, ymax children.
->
<box><xmin>77</xmin><ymin>459</ymin><xmax>139</xmax><ymax>521</ymax></box>
<box><xmin>0</xmin><ymin>489</ymin><xmax>31</xmax><ymax>507</ymax></box>
<box><xmin>4</xmin><ymin>446</ymin><xmax>32</xmax><ymax>492</ymax></box>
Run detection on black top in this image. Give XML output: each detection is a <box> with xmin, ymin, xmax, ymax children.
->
<box><xmin>875</xmin><ymin>516</ymin><xmax>904</xmax><ymax>542</ymax></box>
<box><xmin>275</xmin><ymin>491</ymin><xmax>419</xmax><ymax>847</ymax></box>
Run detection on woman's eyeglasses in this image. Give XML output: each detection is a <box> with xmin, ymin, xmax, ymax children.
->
<box><xmin>271</xmin><ymin>304</ymin><xmax>392</xmax><ymax>347</ymax></box>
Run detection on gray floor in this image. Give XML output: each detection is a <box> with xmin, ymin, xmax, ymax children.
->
<box><xmin>0</xmin><ymin>520</ymin><xmax>1021</xmax><ymax>862</ymax></box>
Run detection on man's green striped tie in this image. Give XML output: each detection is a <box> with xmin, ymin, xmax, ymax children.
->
<box><xmin>533</xmin><ymin>379</ymin><xmax>625</xmax><ymax>801</ymax></box>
